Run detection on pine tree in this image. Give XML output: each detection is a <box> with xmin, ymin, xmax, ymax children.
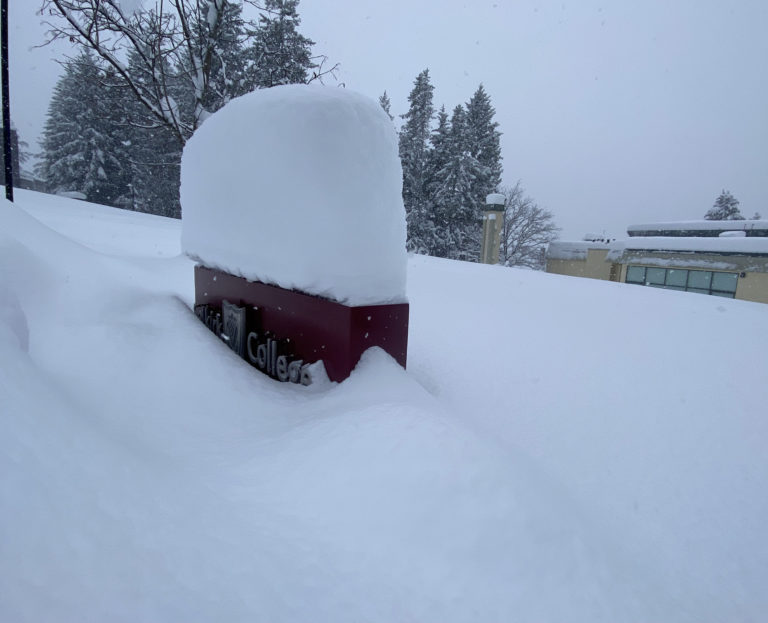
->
<box><xmin>247</xmin><ymin>0</ymin><xmax>316</xmax><ymax>89</ymax></box>
<box><xmin>192</xmin><ymin>0</ymin><xmax>252</xmax><ymax>113</ymax></box>
<box><xmin>423</xmin><ymin>106</ymin><xmax>451</xmax><ymax>256</ymax></box>
<box><xmin>705</xmin><ymin>190</ymin><xmax>743</xmax><ymax>220</ymax></box>
<box><xmin>126</xmin><ymin>128</ymin><xmax>183</xmax><ymax>218</ymax></box>
<box><xmin>465</xmin><ymin>84</ymin><xmax>502</xmax><ymax>210</ymax></box>
<box><xmin>38</xmin><ymin>52</ymin><xmax>131</xmax><ymax>206</ymax></box>
<box><xmin>118</xmin><ymin>49</ymin><xmax>184</xmax><ymax>217</ymax></box>
<box><xmin>399</xmin><ymin>69</ymin><xmax>435</xmax><ymax>252</ymax></box>
<box><xmin>378</xmin><ymin>91</ymin><xmax>394</xmax><ymax>121</ymax></box>
<box><xmin>432</xmin><ymin>105</ymin><xmax>483</xmax><ymax>261</ymax></box>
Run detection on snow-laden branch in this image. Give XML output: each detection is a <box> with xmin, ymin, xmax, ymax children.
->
<box><xmin>40</xmin><ymin>0</ymin><xmax>272</xmax><ymax>143</ymax></box>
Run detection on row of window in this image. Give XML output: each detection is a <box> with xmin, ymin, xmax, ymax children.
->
<box><xmin>625</xmin><ymin>265</ymin><xmax>738</xmax><ymax>298</ymax></box>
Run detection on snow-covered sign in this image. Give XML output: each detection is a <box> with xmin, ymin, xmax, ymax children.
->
<box><xmin>181</xmin><ymin>85</ymin><xmax>406</xmax><ymax>305</ymax></box>
<box><xmin>180</xmin><ymin>85</ymin><xmax>409</xmax><ymax>383</ymax></box>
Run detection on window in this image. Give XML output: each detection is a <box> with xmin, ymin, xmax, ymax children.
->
<box><xmin>665</xmin><ymin>269</ymin><xmax>688</xmax><ymax>289</ymax></box>
<box><xmin>646</xmin><ymin>267</ymin><xmax>666</xmax><ymax>286</ymax></box>
<box><xmin>687</xmin><ymin>270</ymin><xmax>712</xmax><ymax>290</ymax></box>
<box><xmin>626</xmin><ymin>265</ymin><xmax>646</xmax><ymax>284</ymax></box>
<box><xmin>711</xmin><ymin>272</ymin><xmax>738</xmax><ymax>296</ymax></box>
<box><xmin>624</xmin><ymin>266</ymin><xmax>738</xmax><ymax>298</ymax></box>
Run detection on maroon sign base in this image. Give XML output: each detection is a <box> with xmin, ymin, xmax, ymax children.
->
<box><xmin>194</xmin><ymin>265</ymin><xmax>409</xmax><ymax>383</ymax></box>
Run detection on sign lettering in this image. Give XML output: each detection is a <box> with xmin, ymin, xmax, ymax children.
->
<box><xmin>195</xmin><ymin>301</ymin><xmax>320</xmax><ymax>385</ymax></box>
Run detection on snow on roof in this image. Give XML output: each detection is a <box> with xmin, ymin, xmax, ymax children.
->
<box><xmin>551</xmin><ymin>235</ymin><xmax>768</xmax><ymax>271</ymax></box>
<box><xmin>609</xmin><ymin>236</ymin><xmax>768</xmax><ymax>256</ymax></box>
<box><xmin>546</xmin><ymin>240</ymin><xmax>609</xmax><ymax>260</ymax></box>
<box><xmin>606</xmin><ymin>236</ymin><xmax>768</xmax><ymax>272</ymax></box>
<box><xmin>628</xmin><ymin>220</ymin><xmax>768</xmax><ymax>233</ymax></box>
<box><xmin>181</xmin><ymin>85</ymin><xmax>407</xmax><ymax>306</ymax></box>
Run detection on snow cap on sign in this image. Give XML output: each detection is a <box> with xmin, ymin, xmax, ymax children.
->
<box><xmin>180</xmin><ymin>85</ymin><xmax>407</xmax><ymax>306</ymax></box>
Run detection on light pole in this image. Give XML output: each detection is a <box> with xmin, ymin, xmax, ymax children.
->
<box><xmin>1</xmin><ymin>0</ymin><xmax>13</xmax><ymax>202</ymax></box>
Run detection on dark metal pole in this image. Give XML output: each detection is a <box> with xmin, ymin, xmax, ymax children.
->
<box><xmin>1</xmin><ymin>0</ymin><xmax>13</xmax><ymax>202</ymax></box>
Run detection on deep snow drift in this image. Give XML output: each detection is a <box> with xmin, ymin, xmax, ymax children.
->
<box><xmin>2</xmin><ymin>191</ymin><xmax>767</xmax><ymax>622</ymax></box>
<box><xmin>181</xmin><ymin>85</ymin><xmax>407</xmax><ymax>306</ymax></box>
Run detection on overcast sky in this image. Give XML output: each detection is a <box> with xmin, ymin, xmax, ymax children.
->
<box><xmin>9</xmin><ymin>0</ymin><xmax>768</xmax><ymax>239</ymax></box>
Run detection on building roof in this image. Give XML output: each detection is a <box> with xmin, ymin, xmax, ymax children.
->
<box><xmin>546</xmin><ymin>240</ymin><xmax>610</xmax><ymax>260</ymax></box>
<box><xmin>548</xmin><ymin>236</ymin><xmax>768</xmax><ymax>273</ymax></box>
<box><xmin>627</xmin><ymin>220</ymin><xmax>768</xmax><ymax>237</ymax></box>
<box><xmin>609</xmin><ymin>236</ymin><xmax>768</xmax><ymax>256</ymax></box>
<box><xmin>609</xmin><ymin>237</ymin><xmax>768</xmax><ymax>273</ymax></box>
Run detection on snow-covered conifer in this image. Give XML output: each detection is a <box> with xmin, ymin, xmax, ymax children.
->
<box><xmin>38</xmin><ymin>52</ymin><xmax>131</xmax><ymax>206</ymax></box>
<box><xmin>191</xmin><ymin>0</ymin><xmax>252</xmax><ymax>113</ymax></box>
<box><xmin>247</xmin><ymin>0</ymin><xmax>316</xmax><ymax>89</ymax></box>
<box><xmin>118</xmin><ymin>49</ymin><xmax>184</xmax><ymax>217</ymax></box>
<box><xmin>465</xmin><ymin>84</ymin><xmax>502</xmax><ymax>205</ymax></box>
<box><xmin>422</xmin><ymin>106</ymin><xmax>452</xmax><ymax>256</ymax></box>
<box><xmin>42</xmin><ymin>0</ymin><xmax>328</xmax><ymax>144</ymax></box>
<box><xmin>431</xmin><ymin>105</ymin><xmax>483</xmax><ymax>261</ymax></box>
<box><xmin>378</xmin><ymin>91</ymin><xmax>394</xmax><ymax>121</ymax></box>
<box><xmin>399</xmin><ymin>69</ymin><xmax>435</xmax><ymax>252</ymax></box>
<box><xmin>705</xmin><ymin>190</ymin><xmax>744</xmax><ymax>220</ymax></box>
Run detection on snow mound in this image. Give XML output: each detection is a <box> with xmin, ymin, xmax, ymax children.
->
<box><xmin>6</xmin><ymin>192</ymin><xmax>768</xmax><ymax>621</ymax></box>
<box><xmin>181</xmin><ymin>85</ymin><xmax>407</xmax><ymax>306</ymax></box>
<box><xmin>0</xmin><ymin>274</ymin><xmax>28</xmax><ymax>352</ymax></box>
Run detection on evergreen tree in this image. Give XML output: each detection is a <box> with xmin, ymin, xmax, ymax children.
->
<box><xmin>191</xmin><ymin>0</ymin><xmax>252</xmax><ymax>113</ymax></box>
<box><xmin>465</xmin><ymin>84</ymin><xmax>502</xmax><ymax>212</ymax></box>
<box><xmin>118</xmin><ymin>49</ymin><xmax>184</xmax><ymax>217</ymax></box>
<box><xmin>399</xmin><ymin>69</ymin><xmax>435</xmax><ymax>252</ymax></box>
<box><xmin>423</xmin><ymin>106</ymin><xmax>451</xmax><ymax>256</ymax></box>
<box><xmin>38</xmin><ymin>52</ymin><xmax>131</xmax><ymax>206</ymax></box>
<box><xmin>705</xmin><ymin>190</ymin><xmax>743</xmax><ymax>220</ymax></box>
<box><xmin>43</xmin><ymin>0</ymin><xmax>329</xmax><ymax>143</ymax></box>
<box><xmin>126</xmin><ymin>128</ymin><xmax>183</xmax><ymax>218</ymax></box>
<box><xmin>247</xmin><ymin>0</ymin><xmax>316</xmax><ymax>89</ymax></box>
<box><xmin>432</xmin><ymin>105</ymin><xmax>483</xmax><ymax>261</ymax></box>
<box><xmin>378</xmin><ymin>91</ymin><xmax>394</xmax><ymax>121</ymax></box>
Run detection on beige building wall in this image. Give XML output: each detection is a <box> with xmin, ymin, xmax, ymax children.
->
<box><xmin>735</xmin><ymin>272</ymin><xmax>768</xmax><ymax>304</ymax></box>
<box><xmin>619</xmin><ymin>263</ymin><xmax>629</xmax><ymax>283</ymax></box>
<box><xmin>546</xmin><ymin>249</ymin><xmax>614</xmax><ymax>281</ymax></box>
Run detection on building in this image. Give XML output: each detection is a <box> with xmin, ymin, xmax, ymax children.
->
<box><xmin>546</xmin><ymin>240</ymin><xmax>617</xmax><ymax>281</ymax></box>
<box><xmin>546</xmin><ymin>221</ymin><xmax>768</xmax><ymax>304</ymax></box>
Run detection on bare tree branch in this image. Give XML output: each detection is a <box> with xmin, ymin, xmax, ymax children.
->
<box><xmin>499</xmin><ymin>181</ymin><xmax>560</xmax><ymax>270</ymax></box>
<box><xmin>39</xmin><ymin>0</ymin><xmax>278</xmax><ymax>144</ymax></box>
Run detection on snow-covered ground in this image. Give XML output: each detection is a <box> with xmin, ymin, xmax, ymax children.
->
<box><xmin>2</xmin><ymin>190</ymin><xmax>767</xmax><ymax>622</ymax></box>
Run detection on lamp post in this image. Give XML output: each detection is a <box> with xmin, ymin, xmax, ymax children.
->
<box><xmin>1</xmin><ymin>0</ymin><xmax>12</xmax><ymax>202</ymax></box>
<box><xmin>480</xmin><ymin>193</ymin><xmax>506</xmax><ymax>264</ymax></box>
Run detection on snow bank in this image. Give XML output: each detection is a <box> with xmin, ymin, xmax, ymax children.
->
<box><xmin>5</xmin><ymin>193</ymin><xmax>768</xmax><ymax>622</ymax></box>
<box><xmin>181</xmin><ymin>85</ymin><xmax>407</xmax><ymax>306</ymax></box>
<box><xmin>0</xmin><ymin>273</ymin><xmax>28</xmax><ymax>352</ymax></box>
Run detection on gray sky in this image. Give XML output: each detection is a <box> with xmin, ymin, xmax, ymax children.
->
<box><xmin>9</xmin><ymin>0</ymin><xmax>768</xmax><ymax>239</ymax></box>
